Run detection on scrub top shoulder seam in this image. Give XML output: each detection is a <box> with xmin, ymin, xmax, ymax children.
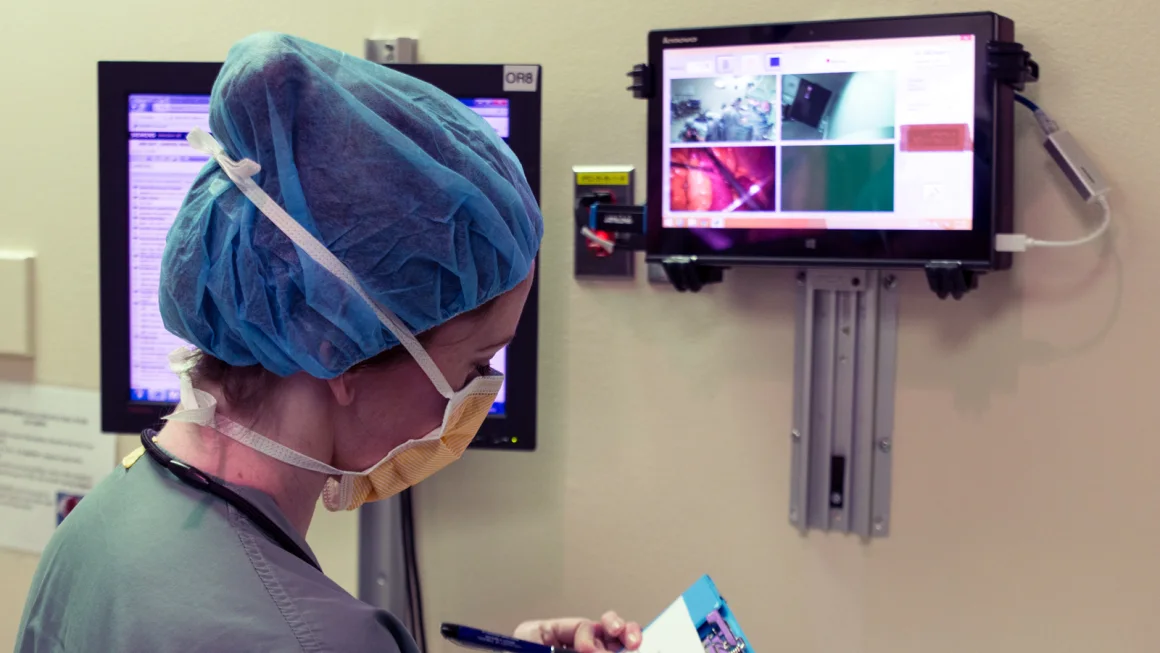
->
<box><xmin>231</xmin><ymin>505</ymin><xmax>327</xmax><ymax>653</ymax></box>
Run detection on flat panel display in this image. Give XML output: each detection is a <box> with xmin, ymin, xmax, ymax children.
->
<box><xmin>661</xmin><ymin>35</ymin><xmax>976</xmax><ymax>232</ymax></box>
<box><xmin>645</xmin><ymin>13</ymin><xmax>1017</xmax><ymax>270</ymax></box>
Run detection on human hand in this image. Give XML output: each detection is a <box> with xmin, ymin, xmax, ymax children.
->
<box><xmin>514</xmin><ymin>612</ymin><xmax>643</xmax><ymax>653</ymax></box>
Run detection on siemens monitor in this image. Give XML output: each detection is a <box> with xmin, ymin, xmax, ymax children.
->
<box><xmin>98</xmin><ymin>62</ymin><xmax>542</xmax><ymax>450</ymax></box>
<box><xmin>646</xmin><ymin>12</ymin><xmax>1018</xmax><ymax>271</ymax></box>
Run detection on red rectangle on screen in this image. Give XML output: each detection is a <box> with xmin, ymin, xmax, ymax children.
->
<box><xmin>900</xmin><ymin>124</ymin><xmax>973</xmax><ymax>152</ymax></box>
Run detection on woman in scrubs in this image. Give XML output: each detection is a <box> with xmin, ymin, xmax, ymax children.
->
<box><xmin>17</xmin><ymin>32</ymin><xmax>643</xmax><ymax>653</ymax></box>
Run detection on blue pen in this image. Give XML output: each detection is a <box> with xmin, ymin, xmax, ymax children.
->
<box><xmin>441</xmin><ymin>623</ymin><xmax>580</xmax><ymax>653</ymax></box>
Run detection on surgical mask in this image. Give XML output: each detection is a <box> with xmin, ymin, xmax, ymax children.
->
<box><xmin>165</xmin><ymin>128</ymin><xmax>504</xmax><ymax>511</ymax></box>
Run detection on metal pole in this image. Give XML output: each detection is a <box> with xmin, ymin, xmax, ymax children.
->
<box><xmin>358</xmin><ymin>495</ymin><xmax>413</xmax><ymax>623</ymax></box>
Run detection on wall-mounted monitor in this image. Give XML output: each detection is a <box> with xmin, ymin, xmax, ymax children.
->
<box><xmin>646</xmin><ymin>12</ymin><xmax>1018</xmax><ymax>271</ymax></box>
<box><xmin>98</xmin><ymin>62</ymin><xmax>542</xmax><ymax>450</ymax></box>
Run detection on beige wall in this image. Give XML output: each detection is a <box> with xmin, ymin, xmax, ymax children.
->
<box><xmin>2</xmin><ymin>0</ymin><xmax>1158</xmax><ymax>651</ymax></box>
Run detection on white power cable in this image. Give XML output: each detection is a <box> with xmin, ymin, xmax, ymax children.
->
<box><xmin>996</xmin><ymin>195</ymin><xmax>1111</xmax><ymax>252</ymax></box>
<box><xmin>1026</xmin><ymin>194</ymin><xmax>1111</xmax><ymax>248</ymax></box>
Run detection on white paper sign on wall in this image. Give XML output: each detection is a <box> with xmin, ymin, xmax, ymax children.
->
<box><xmin>0</xmin><ymin>382</ymin><xmax>115</xmax><ymax>555</ymax></box>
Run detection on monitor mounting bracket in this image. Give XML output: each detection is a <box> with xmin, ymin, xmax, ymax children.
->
<box><xmin>790</xmin><ymin>269</ymin><xmax>899</xmax><ymax>539</ymax></box>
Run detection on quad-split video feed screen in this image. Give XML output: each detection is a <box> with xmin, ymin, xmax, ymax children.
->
<box><xmin>661</xmin><ymin>35</ymin><xmax>977</xmax><ymax>231</ymax></box>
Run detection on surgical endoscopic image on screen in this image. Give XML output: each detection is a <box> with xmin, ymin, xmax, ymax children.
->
<box><xmin>660</xmin><ymin>35</ymin><xmax>977</xmax><ymax>232</ymax></box>
<box><xmin>670</xmin><ymin>75</ymin><xmax>779</xmax><ymax>143</ymax></box>
<box><xmin>670</xmin><ymin>147</ymin><xmax>777</xmax><ymax>215</ymax></box>
<box><xmin>128</xmin><ymin>95</ymin><xmax>512</xmax><ymax>414</ymax></box>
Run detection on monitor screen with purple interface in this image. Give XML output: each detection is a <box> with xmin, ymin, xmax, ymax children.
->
<box><xmin>128</xmin><ymin>95</ymin><xmax>512</xmax><ymax>414</ymax></box>
<box><xmin>662</xmin><ymin>35</ymin><xmax>976</xmax><ymax>231</ymax></box>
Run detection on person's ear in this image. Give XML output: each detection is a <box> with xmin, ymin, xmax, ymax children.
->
<box><xmin>326</xmin><ymin>373</ymin><xmax>357</xmax><ymax>407</ymax></box>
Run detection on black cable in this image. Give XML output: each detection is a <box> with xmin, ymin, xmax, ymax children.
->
<box><xmin>1014</xmin><ymin>93</ymin><xmax>1040</xmax><ymax>112</ymax></box>
<box><xmin>411</xmin><ymin>502</ymin><xmax>427</xmax><ymax>653</ymax></box>
<box><xmin>400</xmin><ymin>491</ymin><xmax>419</xmax><ymax>649</ymax></box>
<box><xmin>400</xmin><ymin>489</ymin><xmax>427</xmax><ymax>653</ymax></box>
<box><xmin>400</xmin><ymin>491</ymin><xmax>418</xmax><ymax>648</ymax></box>
<box><xmin>139</xmin><ymin>432</ymin><xmax>321</xmax><ymax>572</ymax></box>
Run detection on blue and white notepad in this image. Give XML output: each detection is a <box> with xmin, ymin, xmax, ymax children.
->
<box><xmin>636</xmin><ymin>575</ymin><xmax>751</xmax><ymax>653</ymax></box>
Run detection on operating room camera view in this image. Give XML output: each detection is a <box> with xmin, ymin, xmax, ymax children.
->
<box><xmin>781</xmin><ymin>71</ymin><xmax>896</xmax><ymax>141</ymax></box>
<box><xmin>671</xmin><ymin>75</ymin><xmax>779</xmax><ymax>143</ymax></box>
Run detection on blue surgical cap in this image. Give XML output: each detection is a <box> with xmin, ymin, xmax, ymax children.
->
<box><xmin>159</xmin><ymin>33</ymin><xmax>543</xmax><ymax>378</ymax></box>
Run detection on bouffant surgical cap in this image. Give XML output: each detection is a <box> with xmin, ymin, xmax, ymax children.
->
<box><xmin>158</xmin><ymin>33</ymin><xmax>542</xmax><ymax>378</ymax></box>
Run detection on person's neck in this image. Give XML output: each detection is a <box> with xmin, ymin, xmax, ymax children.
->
<box><xmin>156</xmin><ymin>419</ymin><xmax>328</xmax><ymax>537</ymax></box>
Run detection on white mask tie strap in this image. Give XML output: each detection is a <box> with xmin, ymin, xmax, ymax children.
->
<box><xmin>164</xmin><ymin>347</ymin><xmax>217</xmax><ymax>426</ymax></box>
<box><xmin>163</xmin><ymin>346</ymin><xmax>348</xmax><ymax>476</ymax></box>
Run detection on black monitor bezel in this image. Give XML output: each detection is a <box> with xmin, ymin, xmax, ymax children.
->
<box><xmin>645</xmin><ymin>11</ymin><xmax>1015</xmax><ymax>271</ymax></box>
<box><xmin>98</xmin><ymin>61</ymin><xmax>542</xmax><ymax>451</ymax></box>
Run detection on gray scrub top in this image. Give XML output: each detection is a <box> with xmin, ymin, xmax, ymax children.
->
<box><xmin>16</xmin><ymin>436</ymin><xmax>420</xmax><ymax>653</ymax></box>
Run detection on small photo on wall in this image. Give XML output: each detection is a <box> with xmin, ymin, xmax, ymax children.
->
<box><xmin>56</xmin><ymin>492</ymin><xmax>84</xmax><ymax>525</ymax></box>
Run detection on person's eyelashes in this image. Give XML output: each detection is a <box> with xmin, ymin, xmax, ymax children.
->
<box><xmin>462</xmin><ymin>363</ymin><xmax>490</xmax><ymax>387</ymax></box>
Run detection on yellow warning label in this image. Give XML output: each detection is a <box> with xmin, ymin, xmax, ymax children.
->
<box><xmin>576</xmin><ymin>172</ymin><xmax>630</xmax><ymax>186</ymax></box>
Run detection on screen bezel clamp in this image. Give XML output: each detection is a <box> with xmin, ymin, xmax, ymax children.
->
<box><xmin>660</xmin><ymin>256</ymin><xmax>726</xmax><ymax>293</ymax></box>
<box><xmin>625</xmin><ymin>63</ymin><xmax>653</xmax><ymax>99</ymax></box>
<box><xmin>987</xmin><ymin>40</ymin><xmax>1039</xmax><ymax>91</ymax></box>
